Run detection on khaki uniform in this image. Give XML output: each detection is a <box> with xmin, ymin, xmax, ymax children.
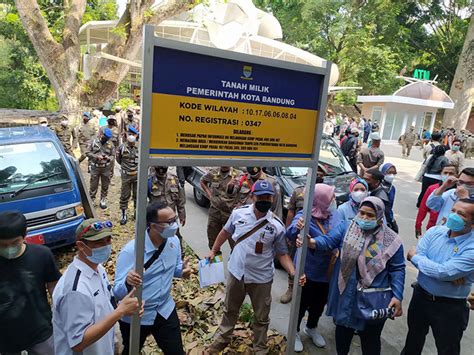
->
<box><xmin>77</xmin><ymin>121</ymin><xmax>97</xmax><ymax>162</ymax></box>
<box><xmin>121</xmin><ymin>117</ymin><xmax>140</xmax><ymax>139</ymax></box>
<box><xmin>116</xmin><ymin>143</ymin><xmax>139</xmax><ymax>210</ymax></box>
<box><xmin>201</xmin><ymin>168</ymin><xmax>241</xmax><ymax>249</ymax></box>
<box><xmin>237</xmin><ymin>172</ymin><xmax>283</xmax><ymax>219</ymax></box>
<box><xmin>148</xmin><ymin>173</ymin><xmax>186</xmax><ymax>222</ymax></box>
<box><xmin>99</xmin><ymin>126</ymin><xmax>120</xmax><ymax>178</ymax></box>
<box><xmin>55</xmin><ymin>126</ymin><xmax>74</xmax><ymax>155</ymax></box>
<box><xmin>288</xmin><ymin>185</ymin><xmax>305</xmax><ymax>214</ymax></box>
<box><xmin>401</xmin><ymin>131</ymin><xmax>417</xmax><ymax>157</ymax></box>
<box><xmin>87</xmin><ymin>138</ymin><xmax>115</xmax><ymax>200</ymax></box>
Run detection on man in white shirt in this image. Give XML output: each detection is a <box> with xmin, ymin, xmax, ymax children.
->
<box><xmin>206</xmin><ymin>180</ymin><xmax>304</xmax><ymax>354</ymax></box>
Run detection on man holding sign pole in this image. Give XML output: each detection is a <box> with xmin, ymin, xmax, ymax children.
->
<box><xmin>206</xmin><ymin>180</ymin><xmax>305</xmax><ymax>354</ymax></box>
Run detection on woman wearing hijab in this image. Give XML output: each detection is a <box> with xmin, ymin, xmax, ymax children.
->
<box><xmin>380</xmin><ymin>163</ymin><xmax>398</xmax><ymax>232</ymax></box>
<box><xmin>337</xmin><ymin>178</ymin><xmax>369</xmax><ymax>222</ymax></box>
<box><xmin>299</xmin><ymin>196</ymin><xmax>405</xmax><ymax>355</ymax></box>
<box><xmin>287</xmin><ymin>184</ymin><xmax>341</xmax><ymax>352</ymax></box>
<box><xmin>417</xmin><ymin>145</ymin><xmax>449</xmax><ymax>207</ymax></box>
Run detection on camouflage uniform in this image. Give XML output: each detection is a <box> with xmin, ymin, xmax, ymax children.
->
<box><xmin>99</xmin><ymin>125</ymin><xmax>120</xmax><ymax>177</ymax></box>
<box><xmin>121</xmin><ymin>114</ymin><xmax>140</xmax><ymax>140</ymax></box>
<box><xmin>77</xmin><ymin>121</ymin><xmax>97</xmax><ymax>163</ymax></box>
<box><xmin>201</xmin><ymin>168</ymin><xmax>241</xmax><ymax>250</ymax></box>
<box><xmin>87</xmin><ymin>137</ymin><xmax>115</xmax><ymax>200</ymax></box>
<box><xmin>148</xmin><ymin>172</ymin><xmax>186</xmax><ymax>223</ymax></box>
<box><xmin>288</xmin><ymin>185</ymin><xmax>305</xmax><ymax>216</ymax></box>
<box><xmin>237</xmin><ymin>171</ymin><xmax>283</xmax><ymax>219</ymax></box>
<box><xmin>116</xmin><ymin>143</ymin><xmax>139</xmax><ymax>210</ymax></box>
<box><xmin>55</xmin><ymin>125</ymin><xmax>74</xmax><ymax>155</ymax></box>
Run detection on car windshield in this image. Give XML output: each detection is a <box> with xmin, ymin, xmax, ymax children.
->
<box><xmin>0</xmin><ymin>141</ymin><xmax>70</xmax><ymax>194</ymax></box>
<box><xmin>280</xmin><ymin>167</ymin><xmax>308</xmax><ymax>177</ymax></box>
<box><xmin>318</xmin><ymin>136</ymin><xmax>353</xmax><ymax>175</ymax></box>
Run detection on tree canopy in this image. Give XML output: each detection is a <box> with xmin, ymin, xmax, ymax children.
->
<box><xmin>255</xmin><ymin>0</ymin><xmax>471</xmax><ymax>104</ymax></box>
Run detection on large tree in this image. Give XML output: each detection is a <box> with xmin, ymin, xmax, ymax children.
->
<box><xmin>14</xmin><ymin>0</ymin><xmax>192</xmax><ymax>114</ymax></box>
<box><xmin>443</xmin><ymin>13</ymin><xmax>473</xmax><ymax>129</ymax></box>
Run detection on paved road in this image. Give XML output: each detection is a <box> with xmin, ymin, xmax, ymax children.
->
<box><xmin>179</xmin><ymin>142</ymin><xmax>474</xmax><ymax>354</ymax></box>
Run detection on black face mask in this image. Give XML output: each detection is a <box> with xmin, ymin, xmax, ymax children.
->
<box><xmin>100</xmin><ymin>137</ymin><xmax>108</xmax><ymax>145</ymax></box>
<box><xmin>127</xmin><ymin>114</ymin><xmax>134</xmax><ymax>120</ymax></box>
<box><xmin>316</xmin><ymin>176</ymin><xmax>324</xmax><ymax>184</ymax></box>
<box><xmin>255</xmin><ymin>200</ymin><xmax>272</xmax><ymax>213</ymax></box>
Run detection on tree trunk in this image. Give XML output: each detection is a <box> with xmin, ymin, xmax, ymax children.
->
<box><xmin>443</xmin><ymin>14</ymin><xmax>474</xmax><ymax>130</ymax></box>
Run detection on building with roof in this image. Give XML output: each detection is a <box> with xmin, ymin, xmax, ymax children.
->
<box><xmin>78</xmin><ymin>0</ymin><xmax>345</xmax><ymax>103</ymax></box>
<box><xmin>357</xmin><ymin>81</ymin><xmax>454</xmax><ymax>141</ymax></box>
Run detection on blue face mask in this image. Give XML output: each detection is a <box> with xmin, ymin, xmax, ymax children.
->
<box><xmin>86</xmin><ymin>244</ymin><xmax>112</xmax><ymax>264</ymax></box>
<box><xmin>160</xmin><ymin>222</ymin><xmax>179</xmax><ymax>239</ymax></box>
<box><xmin>355</xmin><ymin>216</ymin><xmax>378</xmax><ymax>230</ymax></box>
<box><xmin>446</xmin><ymin>213</ymin><xmax>466</xmax><ymax>232</ymax></box>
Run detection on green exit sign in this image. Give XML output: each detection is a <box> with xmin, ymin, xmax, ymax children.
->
<box><xmin>413</xmin><ymin>69</ymin><xmax>430</xmax><ymax>80</ymax></box>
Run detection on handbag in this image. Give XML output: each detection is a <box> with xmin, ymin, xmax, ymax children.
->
<box><xmin>355</xmin><ymin>286</ymin><xmax>394</xmax><ymax>322</ymax></box>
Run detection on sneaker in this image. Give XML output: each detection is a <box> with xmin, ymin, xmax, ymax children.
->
<box><xmin>100</xmin><ymin>199</ymin><xmax>107</xmax><ymax>209</ymax></box>
<box><xmin>280</xmin><ymin>287</ymin><xmax>293</xmax><ymax>304</ymax></box>
<box><xmin>294</xmin><ymin>333</ymin><xmax>303</xmax><ymax>352</ymax></box>
<box><xmin>304</xmin><ymin>327</ymin><xmax>326</xmax><ymax>348</ymax></box>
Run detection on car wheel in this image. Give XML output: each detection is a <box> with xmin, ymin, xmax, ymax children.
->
<box><xmin>194</xmin><ymin>187</ymin><xmax>210</xmax><ymax>208</ymax></box>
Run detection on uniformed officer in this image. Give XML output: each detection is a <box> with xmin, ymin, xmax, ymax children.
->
<box><xmin>117</xmin><ymin>126</ymin><xmax>139</xmax><ymax>225</ymax></box>
<box><xmin>54</xmin><ymin>114</ymin><xmax>74</xmax><ymax>155</ymax></box>
<box><xmin>206</xmin><ymin>180</ymin><xmax>303</xmax><ymax>354</ymax></box>
<box><xmin>52</xmin><ymin>219</ymin><xmax>141</xmax><ymax>355</ymax></box>
<box><xmin>99</xmin><ymin>115</ymin><xmax>120</xmax><ymax>179</ymax></box>
<box><xmin>200</xmin><ymin>166</ymin><xmax>241</xmax><ymax>250</ymax></box>
<box><xmin>77</xmin><ymin>112</ymin><xmax>97</xmax><ymax>163</ymax></box>
<box><xmin>87</xmin><ymin>128</ymin><xmax>115</xmax><ymax>209</ymax></box>
<box><xmin>121</xmin><ymin>107</ymin><xmax>140</xmax><ymax>140</ymax></box>
<box><xmin>237</xmin><ymin>167</ymin><xmax>283</xmax><ymax>218</ymax></box>
<box><xmin>147</xmin><ymin>167</ymin><xmax>186</xmax><ymax>232</ymax></box>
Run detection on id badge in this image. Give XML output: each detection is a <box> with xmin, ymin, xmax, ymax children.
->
<box><xmin>255</xmin><ymin>241</ymin><xmax>263</xmax><ymax>254</ymax></box>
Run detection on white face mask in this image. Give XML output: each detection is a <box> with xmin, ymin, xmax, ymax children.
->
<box><xmin>60</xmin><ymin>120</ymin><xmax>68</xmax><ymax>127</ymax></box>
<box><xmin>351</xmin><ymin>190</ymin><xmax>368</xmax><ymax>203</ymax></box>
<box><xmin>127</xmin><ymin>135</ymin><xmax>137</xmax><ymax>143</ymax></box>
<box><xmin>40</xmin><ymin>123</ymin><xmax>48</xmax><ymax>127</ymax></box>
<box><xmin>384</xmin><ymin>174</ymin><xmax>395</xmax><ymax>184</ymax></box>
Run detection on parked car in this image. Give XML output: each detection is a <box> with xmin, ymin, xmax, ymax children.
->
<box><xmin>0</xmin><ymin>126</ymin><xmax>94</xmax><ymax>248</ymax></box>
<box><xmin>184</xmin><ymin>134</ymin><xmax>357</xmax><ymax>219</ymax></box>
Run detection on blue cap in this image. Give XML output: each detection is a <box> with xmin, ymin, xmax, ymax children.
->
<box><xmin>103</xmin><ymin>127</ymin><xmax>113</xmax><ymax>139</ymax></box>
<box><xmin>82</xmin><ymin>112</ymin><xmax>91</xmax><ymax>119</ymax></box>
<box><xmin>127</xmin><ymin>125</ymin><xmax>139</xmax><ymax>135</ymax></box>
<box><xmin>251</xmin><ymin>180</ymin><xmax>274</xmax><ymax>196</ymax></box>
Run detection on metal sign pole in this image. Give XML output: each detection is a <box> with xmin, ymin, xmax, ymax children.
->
<box><xmin>130</xmin><ymin>27</ymin><xmax>331</xmax><ymax>354</ymax></box>
<box><xmin>285</xmin><ymin>62</ymin><xmax>332</xmax><ymax>354</ymax></box>
<box><xmin>129</xmin><ymin>25</ymin><xmax>155</xmax><ymax>355</ymax></box>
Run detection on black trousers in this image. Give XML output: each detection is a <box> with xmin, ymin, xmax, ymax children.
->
<box><xmin>335</xmin><ymin>322</ymin><xmax>385</xmax><ymax>355</ymax></box>
<box><xmin>417</xmin><ymin>176</ymin><xmax>440</xmax><ymax>207</ymax></box>
<box><xmin>401</xmin><ymin>286</ymin><xmax>469</xmax><ymax>355</ymax></box>
<box><xmin>297</xmin><ymin>280</ymin><xmax>329</xmax><ymax>332</ymax></box>
<box><xmin>119</xmin><ymin>308</ymin><xmax>184</xmax><ymax>355</ymax></box>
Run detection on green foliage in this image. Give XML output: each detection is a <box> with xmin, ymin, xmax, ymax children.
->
<box><xmin>255</xmin><ymin>0</ymin><xmax>471</xmax><ymax>95</ymax></box>
<box><xmin>238</xmin><ymin>303</ymin><xmax>254</xmax><ymax>324</ymax></box>
<box><xmin>0</xmin><ymin>1</ymin><xmax>118</xmax><ymax>110</ymax></box>
<box><xmin>112</xmin><ymin>98</ymin><xmax>136</xmax><ymax>110</ymax></box>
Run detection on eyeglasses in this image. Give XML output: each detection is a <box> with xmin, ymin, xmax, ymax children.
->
<box><xmin>151</xmin><ymin>216</ymin><xmax>177</xmax><ymax>225</ymax></box>
<box><xmin>77</xmin><ymin>220</ymin><xmax>113</xmax><ymax>239</ymax></box>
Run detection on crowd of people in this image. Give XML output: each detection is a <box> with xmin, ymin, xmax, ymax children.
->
<box><xmin>1</xmin><ymin>110</ymin><xmax>474</xmax><ymax>355</ymax></box>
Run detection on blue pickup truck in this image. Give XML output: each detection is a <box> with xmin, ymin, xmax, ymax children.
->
<box><xmin>0</xmin><ymin>125</ymin><xmax>94</xmax><ymax>248</ymax></box>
